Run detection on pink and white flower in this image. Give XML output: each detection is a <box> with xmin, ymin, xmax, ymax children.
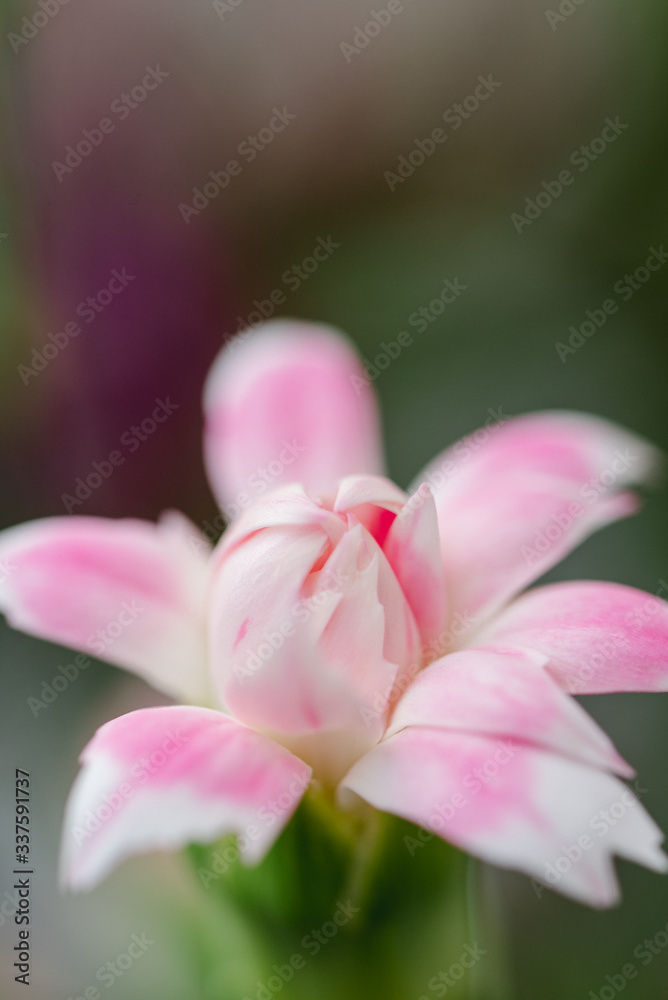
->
<box><xmin>2</xmin><ymin>319</ymin><xmax>668</xmax><ymax>906</ymax></box>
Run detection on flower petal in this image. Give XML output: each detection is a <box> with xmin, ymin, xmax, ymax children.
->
<box><xmin>203</xmin><ymin>320</ymin><xmax>384</xmax><ymax>511</ymax></box>
<box><xmin>341</xmin><ymin>728</ymin><xmax>667</xmax><ymax>907</ymax></box>
<box><xmin>414</xmin><ymin>412</ymin><xmax>659</xmax><ymax>624</ymax></box>
<box><xmin>477</xmin><ymin>581</ymin><xmax>668</xmax><ymax>694</ymax></box>
<box><xmin>0</xmin><ymin>512</ymin><xmax>212</xmax><ymax>703</ymax></box>
<box><xmin>60</xmin><ymin>706</ymin><xmax>311</xmax><ymax>891</ymax></box>
<box><xmin>333</xmin><ymin>475</ymin><xmax>407</xmax><ymax>514</ymax></box>
<box><xmin>383</xmin><ymin>487</ymin><xmax>448</xmax><ymax>649</ymax></box>
<box><xmin>210</xmin><ymin>522</ymin><xmax>420</xmax><ymax>779</ymax></box>
<box><xmin>210</xmin><ymin>523</ymin><xmax>334</xmax><ymax>732</ymax></box>
<box><xmin>387</xmin><ymin>646</ymin><xmax>632</xmax><ymax>776</ymax></box>
<box><xmin>213</xmin><ymin>485</ymin><xmax>345</xmax><ymax>564</ymax></box>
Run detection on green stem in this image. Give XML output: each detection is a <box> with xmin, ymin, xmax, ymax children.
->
<box><xmin>186</xmin><ymin>793</ymin><xmax>511</xmax><ymax>1000</ymax></box>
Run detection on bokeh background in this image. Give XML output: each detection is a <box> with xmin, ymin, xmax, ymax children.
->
<box><xmin>1</xmin><ymin>0</ymin><xmax>668</xmax><ymax>996</ymax></box>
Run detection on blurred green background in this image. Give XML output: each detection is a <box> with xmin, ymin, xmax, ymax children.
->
<box><xmin>1</xmin><ymin>0</ymin><xmax>668</xmax><ymax>996</ymax></box>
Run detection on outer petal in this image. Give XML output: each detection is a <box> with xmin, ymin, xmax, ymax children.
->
<box><xmin>60</xmin><ymin>705</ymin><xmax>311</xmax><ymax>891</ymax></box>
<box><xmin>203</xmin><ymin>320</ymin><xmax>384</xmax><ymax>511</ymax></box>
<box><xmin>341</xmin><ymin>728</ymin><xmax>667</xmax><ymax>907</ymax></box>
<box><xmin>387</xmin><ymin>646</ymin><xmax>632</xmax><ymax>776</ymax></box>
<box><xmin>0</xmin><ymin>512</ymin><xmax>212</xmax><ymax>703</ymax></box>
<box><xmin>383</xmin><ymin>487</ymin><xmax>448</xmax><ymax>649</ymax></box>
<box><xmin>414</xmin><ymin>412</ymin><xmax>659</xmax><ymax>624</ymax></box>
<box><xmin>477</xmin><ymin>581</ymin><xmax>668</xmax><ymax>694</ymax></box>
